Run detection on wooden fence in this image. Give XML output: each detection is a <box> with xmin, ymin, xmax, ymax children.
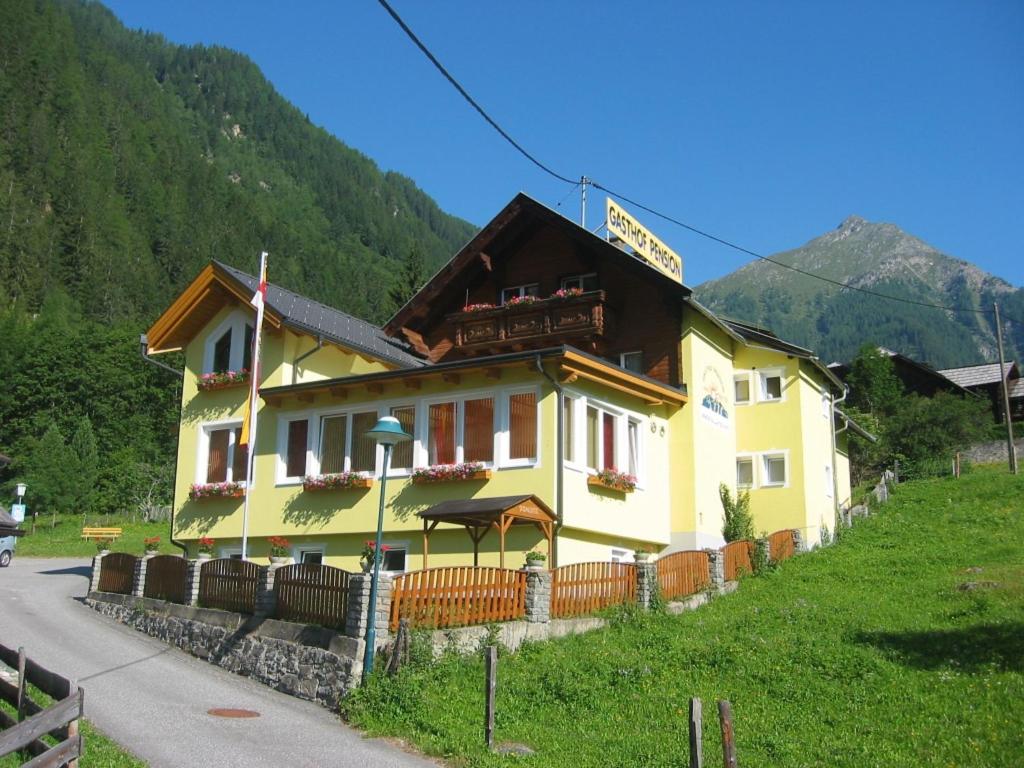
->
<box><xmin>198</xmin><ymin>558</ymin><xmax>260</xmax><ymax>614</ymax></box>
<box><xmin>0</xmin><ymin>644</ymin><xmax>83</xmax><ymax>767</ymax></box>
<box><xmin>550</xmin><ymin>561</ymin><xmax>637</xmax><ymax>619</ymax></box>
<box><xmin>656</xmin><ymin>550</ymin><xmax>710</xmax><ymax>601</ymax></box>
<box><xmin>390</xmin><ymin>566</ymin><xmax>527</xmax><ymax>631</ymax></box>
<box><xmin>97</xmin><ymin>553</ymin><xmax>136</xmax><ymax>595</ymax></box>
<box><xmin>767</xmin><ymin>529</ymin><xmax>796</xmax><ymax>563</ymax></box>
<box><xmin>143</xmin><ymin>555</ymin><xmax>188</xmax><ymax>604</ymax></box>
<box><xmin>722</xmin><ymin>540</ymin><xmax>755</xmax><ymax>581</ymax></box>
<box><xmin>274</xmin><ymin>563</ymin><xmax>352</xmax><ymax>630</ymax></box>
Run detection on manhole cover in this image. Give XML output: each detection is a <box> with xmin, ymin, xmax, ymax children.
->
<box><xmin>207</xmin><ymin>708</ymin><xmax>260</xmax><ymax>718</ymax></box>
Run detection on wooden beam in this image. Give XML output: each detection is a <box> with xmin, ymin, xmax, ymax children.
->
<box><xmin>561</xmin><ymin>372</ymin><xmax>578</xmax><ymax>384</ymax></box>
<box><xmin>366</xmin><ymin>382</ymin><xmax>384</xmax><ymax>394</ymax></box>
<box><xmin>442</xmin><ymin>372</ymin><xmax>461</xmax><ymax>385</ymax></box>
<box><xmin>484</xmin><ymin>367</ymin><xmax>502</xmax><ymax>380</ymax></box>
<box><xmin>329</xmin><ymin>386</ymin><xmax>348</xmax><ymax>399</ymax></box>
<box><xmin>560</xmin><ymin>364</ymin><xmax>665</xmax><ymax>405</ymax></box>
<box><xmin>297</xmin><ymin>392</ymin><xmax>315</xmax><ymax>404</ymax></box>
<box><xmin>403</xmin><ymin>378</ymin><xmax>421</xmax><ymax>390</ymax></box>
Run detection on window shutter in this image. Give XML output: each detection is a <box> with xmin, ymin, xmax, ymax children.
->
<box><xmin>464</xmin><ymin>398</ymin><xmax>495</xmax><ymax>463</ymax></box>
<box><xmin>232</xmin><ymin>428</ymin><xmax>248</xmax><ymax>482</ymax></box>
<box><xmin>286</xmin><ymin>420</ymin><xmax>308</xmax><ymax>478</ymax></box>
<box><xmin>207</xmin><ymin>429</ymin><xmax>229</xmax><ymax>483</ymax></box>
<box><xmin>508</xmin><ymin>393</ymin><xmax>536</xmax><ymax>461</ymax></box>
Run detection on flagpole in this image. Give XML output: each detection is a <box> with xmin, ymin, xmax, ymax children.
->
<box><xmin>240</xmin><ymin>251</ymin><xmax>268</xmax><ymax>559</ymax></box>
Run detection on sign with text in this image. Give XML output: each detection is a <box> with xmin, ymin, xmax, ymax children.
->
<box><xmin>10</xmin><ymin>503</ymin><xmax>25</xmax><ymax>522</ymax></box>
<box><xmin>606</xmin><ymin>199</ymin><xmax>683</xmax><ymax>284</ymax></box>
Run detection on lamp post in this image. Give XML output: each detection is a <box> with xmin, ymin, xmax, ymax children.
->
<box><xmin>13</xmin><ymin>483</ymin><xmax>26</xmax><ymax>525</ymax></box>
<box><xmin>362</xmin><ymin>415</ymin><xmax>412</xmax><ymax>681</ymax></box>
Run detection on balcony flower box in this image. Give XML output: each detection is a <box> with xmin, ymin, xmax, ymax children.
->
<box><xmin>412</xmin><ymin>462</ymin><xmax>491</xmax><ymax>484</ymax></box>
<box><xmin>303</xmin><ymin>472</ymin><xmax>374</xmax><ymax>491</ymax></box>
<box><xmin>189</xmin><ymin>482</ymin><xmax>245</xmax><ymax>500</ymax></box>
<box><xmin>587</xmin><ymin>469</ymin><xmax>637</xmax><ymax>494</ymax></box>
<box><xmin>197</xmin><ymin>370</ymin><xmax>250</xmax><ymax>392</ymax></box>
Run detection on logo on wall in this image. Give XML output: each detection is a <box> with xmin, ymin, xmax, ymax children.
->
<box><xmin>700</xmin><ymin>366</ymin><xmax>729</xmax><ymax>431</ymax></box>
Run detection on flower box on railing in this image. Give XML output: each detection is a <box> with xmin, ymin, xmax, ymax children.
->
<box><xmin>189</xmin><ymin>482</ymin><xmax>245</xmax><ymax>500</ymax></box>
<box><xmin>302</xmin><ymin>472</ymin><xmax>374</xmax><ymax>491</ymax></box>
<box><xmin>412</xmin><ymin>462</ymin><xmax>492</xmax><ymax>484</ymax></box>
<box><xmin>197</xmin><ymin>370</ymin><xmax>250</xmax><ymax>392</ymax></box>
<box><xmin>587</xmin><ymin>469</ymin><xmax>637</xmax><ymax>494</ymax></box>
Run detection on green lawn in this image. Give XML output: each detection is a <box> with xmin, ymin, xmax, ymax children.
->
<box><xmin>343</xmin><ymin>465</ymin><xmax>1024</xmax><ymax>767</ymax></box>
<box><xmin>12</xmin><ymin>514</ymin><xmax>179</xmax><ymax>559</ymax></box>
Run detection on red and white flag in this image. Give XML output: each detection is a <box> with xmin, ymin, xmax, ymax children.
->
<box><xmin>239</xmin><ymin>252</ymin><xmax>267</xmax><ymax>448</ymax></box>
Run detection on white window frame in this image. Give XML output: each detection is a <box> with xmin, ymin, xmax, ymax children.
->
<box><xmin>757</xmin><ymin>368</ymin><xmax>786</xmax><ymax>403</ymax></box>
<box><xmin>312</xmin><ymin>406</ymin><xmax>388</xmax><ymax>477</ymax></box>
<box><xmin>561</xmin><ymin>273</ymin><xmax>598</xmax><ymax>292</ymax></box>
<box><xmin>500</xmin><ymin>283</ymin><xmax>540</xmax><ymax>305</ymax></box>
<box><xmin>201</xmin><ymin>309</ymin><xmax>254</xmax><ymax>374</ymax></box>
<box><xmin>619</xmin><ymin>351</ymin><xmax>643</xmax><ymax>375</ymax></box>
<box><xmin>733</xmin><ymin>372</ymin><xmax>752</xmax><ymax>406</ymax></box>
<box><xmin>499</xmin><ymin>387</ymin><xmax>542</xmax><ymax>468</ymax></box>
<box><xmin>761</xmin><ymin>451</ymin><xmax>789</xmax><ymax>488</ymax></box>
<box><xmin>379</xmin><ymin>540</ymin><xmax>409</xmax><ymax>574</ymax></box>
<box><xmin>294</xmin><ymin>543</ymin><xmax>326</xmax><ymax>564</ymax></box>
<box><xmin>419</xmin><ymin>391</ymin><xmax>499</xmax><ymax>468</ymax></box>
<box><xmin>570</xmin><ymin>391</ymin><xmax>646</xmax><ymax>488</ymax></box>
<box><xmin>275</xmin><ymin>411</ymin><xmax>314</xmax><ymax>486</ymax></box>
<box><xmin>610</xmin><ymin>547</ymin><xmax>629</xmax><ymax>563</ymax></box>
<box><xmin>219</xmin><ymin>546</ymin><xmax>243</xmax><ymax>560</ymax></box>
<box><xmin>196</xmin><ymin>419</ymin><xmax>247</xmax><ymax>486</ymax></box>
<box><xmin>561</xmin><ymin>393</ymin><xmax>578</xmax><ymax>468</ymax></box>
<box><xmin>736</xmin><ymin>454</ymin><xmax>755</xmax><ymax>489</ymax></box>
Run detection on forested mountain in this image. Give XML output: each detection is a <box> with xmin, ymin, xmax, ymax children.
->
<box><xmin>695</xmin><ymin>216</ymin><xmax>1024</xmax><ymax>369</ymax></box>
<box><xmin>0</xmin><ymin>0</ymin><xmax>475</xmax><ymax>515</ymax></box>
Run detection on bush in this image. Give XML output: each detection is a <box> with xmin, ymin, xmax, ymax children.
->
<box><xmin>720</xmin><ymin>483</ymin><xmax>754</xmax><ymax>542</ymax></box>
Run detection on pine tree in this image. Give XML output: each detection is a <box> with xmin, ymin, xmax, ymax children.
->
<box><xmin>70</xmin><ymin>415</ymin><xmax>99</xmax><ymax>515</ymax></box>
<box><xmin>25</xmin><ymin>422</ymin><xmax>75</xmax><ymax>515</ymax></box>
<box><xmin>387</xmin><ymin>246</ymin><xmax>426</xmax><ymax>316</ymax></box>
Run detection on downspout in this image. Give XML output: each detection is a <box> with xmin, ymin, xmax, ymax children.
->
<box><xmin>291</xmin><ymin>336</ymin><xmax>323</xmax><ymax>384</ymax></box>
<box><xmin>139</xmin><ymin>335</ymin><xmax>188</xmax><ymax>557</ymax></box>
<box><xmin>829</xmin><ymin>385</ymin><xmax>848</xmax><ymax>535</ymax></box>
<box><xmin>534</xmin><ymin>355</ymin><xmax>563</xmax><ymax>568</ymax></box>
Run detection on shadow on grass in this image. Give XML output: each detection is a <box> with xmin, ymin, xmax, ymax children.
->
<box><xmin>854</xmin><ymin>622</ymin><xmax>1024</xmax><ymax>673</ymax></box>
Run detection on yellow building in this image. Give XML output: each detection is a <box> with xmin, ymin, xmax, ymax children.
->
<box><xmin>146</xmin><ymin>193</ymin><xmax>865</xmax><ymax>571</ymax></box>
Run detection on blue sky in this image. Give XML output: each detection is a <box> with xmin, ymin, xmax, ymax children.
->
<box><xmin>103</xmin><ymin>1</ymin><xmax>1023</xmax><ymax>288</ymax></box>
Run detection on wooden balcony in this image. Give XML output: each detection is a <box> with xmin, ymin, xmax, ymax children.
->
<box><xmin>451</xmin><ymin>291</ymin><xmax>611</xmax><ymax>353</ymax></box>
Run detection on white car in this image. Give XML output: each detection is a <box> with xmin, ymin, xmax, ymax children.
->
<box><xmin>0</xmin><ymin>534</ymin><xmax>14</xmax><ymax>567</ymax></box>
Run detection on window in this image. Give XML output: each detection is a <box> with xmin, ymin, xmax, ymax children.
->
<box><xmin>319</xmin><ymin>414</ymin><xmax>348</xmax><ymax>474</ymax></box>
<box><xmin>285</xmin><ymin>419</ymin><xmax>309</xmax><ymax>479</ymax></box>
<box><xmin>620</xmin><ymin>352</ymin><xmax>643</xmax><ymax>375</ymax></box>
<box><xmin>203</xmin><ymin>425</ymin><xmax>247</xmax><ymax>484</ymax></box>
<box><xmin>584</xmin><ymin>400</ymin><xmax>633</xmax><ymax>475</ymax></box>
<box><xmin>390</xmin><ymin>406</ymin><xmax>415</xmax><ymax>470</ymax></box>
<box><xmin>464</xmin><ymin>397</ymin><xmax>495</xmax><ymax>463</ymax></box>
<box><xmin>428</xmin><ymin>402</ymin><xmax>457</xmax><ymax>464</ymax></box>
<box><xmin>627</xmin><ymin>419</ymin><xmax>641</xmax><ymax>477</ymax></box>
<box><xmin>610</xmin><ymin>548</ymin><xmax>629</xmax><ymax>564</ymax></box>
<box><xmin>561</xmin><ymin>273</ymin><xmax>598</xmax><ymax>292</ymax></box>
<box><xmin>507</xmin><ymin>392</ymin><xmax>537</xmax><ymax>462</ymax></box>
<box><xmin>562</xmin><ymin>395</ymin><xmax>575</xmax><ymax>463</ymax></box>
<box><xmin>734</xmin><ymin>375</ymin><xmax>751</xmax><ymax>405</ymax></box>
<box><xmin>299</xmin><ymin>547</ymin><xmax>324</xmax><ymax>565</ymax></box>
<box><xmin>763</xmin><ymin>453</ymin><xmax>787</xmax><ymax>486</ymax></box>
<box><xmin>759</xmin><ymin>370</ymin><xmax>784</xmax><ymax>402</ymax></box>
<box><xmin>586</xmin><ymin>406</ymin><xmax>599</xmax><ymax>470</ymax></box>
<box><xmin>381</xmin><ymin>545</ymin><xmax>407</xmax><ymax>573</ymax></box>
<box><xmin>315</xmin><ymin>410</ymin><xmax>379</xmax><ymax>475</ymax></box>
<box><xmin>203</xmin><ymin>311</ymin><xmax>255</xmax><ymax>374</ymax></box>
<box><xmin>736</xmin><ymin>457</ymin><xmax>754</xmax><ymax>488</ymax></box>
<box><xmin>426</xmin><ymin>396</ymin><xmax>503</xmax><ymax>466</ymax></box>
<box><xmin>500</xmin><ymin>284</ymin><xmax>539</xmax><ymax>304</ymax></box>
<box><xmin>350</xmin><ymin>411</ymin><xmax>378</xmax><ymax>473</ymax></box>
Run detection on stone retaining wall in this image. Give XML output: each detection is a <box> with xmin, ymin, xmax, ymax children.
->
<box><xmin>87</xmin><ymin>592</ymin><xmax>363</xmax><ymax>708</ymax></box>
<box><xmin>962</xmin><ymin>438</ymin><xmax>1024</xmax><ymax>465</ymax></box>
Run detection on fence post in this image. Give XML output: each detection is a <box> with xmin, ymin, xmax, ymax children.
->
<box><xmin>132</xmin><ymin>556</ymin><xmax>148</xmax><ymax>598</ymax></box>
<box><xmin>705</xmin><ymin>549</ymin><xmax>725</xmax><ymax>591</ymax></box>
<box><xmin>635</xmin><ymin>559</ymin><xmax>658</xmax><ymax>609</ymax></box>
<box><xmin>791</xmin><ymin>529</ymin><xmax>804</xmax><ymax>553</ymax></box>
<box><xmin>89</xmin><ymin>553</ymin><xmax>106</xmax><ymax>593</ymax></box>
<box><xmin>523</xmin><ymin>568</ymin><xmax>552</xmax><ymax>623</ymax></box>
<box><xmin>345</xmin><ymin>572</ymin><xmax>393</xmax><ymax>643</ymax></box>
<box><xmin>185</xmin><ymin>559</ymin><xmax>203</xmax><ymax>606</ymax></box>
<box><xmin>253</xmin><ymin>564</ymin><xmax>278</xmax><ymax>618</ymax></box>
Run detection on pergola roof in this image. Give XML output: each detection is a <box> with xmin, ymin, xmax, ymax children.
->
<box><xmin>419</xmin><ymin>495</ymin><xmax>555</xmax><ymax>526</ymax></box>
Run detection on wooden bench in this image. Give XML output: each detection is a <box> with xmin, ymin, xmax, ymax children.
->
<box><xmin>81</xmin><ymin>526</ymin><xmax>123</xmax><ymax>541</ymax></box>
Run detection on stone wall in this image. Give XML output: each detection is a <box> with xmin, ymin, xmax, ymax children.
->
<box><xmin>962</xmin><ymin>438</ymin><xmax>1023</xmax><ymax>465</ymax></box>
<box><xmin>87</xmin><ymin>592</ymin><xmax>363</xmax><ymax>708</ymax></box>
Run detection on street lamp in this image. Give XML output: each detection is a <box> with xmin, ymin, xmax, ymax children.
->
<box><xmin>15</xmin><ymin>483</ymin><xmax>26</xmax><ymax>502</ymax></box>
<box><xmin>13</xmin><ymin>483</ymin><xmax>27</xmax><ymax>525</ymax></box>
<box><xmin>362</xmin><ymin>415</ymin><xmax>412</xmax><ymax>680</ymax></box>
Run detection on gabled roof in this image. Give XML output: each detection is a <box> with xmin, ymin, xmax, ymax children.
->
<box><xmin>146</xmin><ymin>261</ymin><xmax>424</xmax><ymax>369</ymax></box>
<box><xmin>385</xmin><ymin>192</ymin><xmax>692</xmax><ymax>335</ymax></box>
<box><xmin>828</xmin><ymin>348</ymin><xmax>975</xmax><ymax>397</ymax></box>
<box><xmin>419</xmin><ymin>495</ymin><xmax>555</xmax><ymax>526</ymax></box>
<box><xmin>937</xmin><ymin>361</ymin><xmax>1018</xmax><ymax>388</ymax></box>
<box><xmin>1010</xmin><ymin>378</ymin><xmax>1024</xmax><ymax>399</ymax></box>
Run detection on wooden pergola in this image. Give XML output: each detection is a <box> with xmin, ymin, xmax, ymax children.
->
<box><xmin>419</xmin><ymin>495</ymin><xmax>556</xmax><ymax>569</ymax></box>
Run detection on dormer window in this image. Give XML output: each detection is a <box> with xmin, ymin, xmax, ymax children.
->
<box><xmin>202</xmin><ymin>311</ymin><xmax>255</xmax><ymax>374</ymax></box>
<box><xmin>561</xmin><ymin>273</ymin><xmax>598</xmax><ymax>292</ymax></box>
<box><xmin>500</xmin><ymin>284</ymin><xmax>539</xmax><ymax>305</ymax></box>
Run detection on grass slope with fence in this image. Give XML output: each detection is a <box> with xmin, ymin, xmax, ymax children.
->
<box><xmin>11</xmin><ymin>514</ymin><xmax>179</xmax><ymax>558</ymax></box>
<box><xmin>343</xmin><ymin>465</ymin><xmax>1024</xmax><ymax>767</ymax></box>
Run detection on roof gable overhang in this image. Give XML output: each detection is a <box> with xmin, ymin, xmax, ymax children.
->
<box><xmin>385</xmin><ymin>192</ymin><xmax>693</xmax><ymax>338</ymax></box>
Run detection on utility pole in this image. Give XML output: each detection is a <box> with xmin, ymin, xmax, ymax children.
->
<box><xmin>580</xmin><ymin>176</ymin><xmax>589</xmax><ymax>229</ymax></box>
<box><xmin>993</xmin><ymin>302</ymin><xmax>1018</xmax><ymax>474</ymax></box>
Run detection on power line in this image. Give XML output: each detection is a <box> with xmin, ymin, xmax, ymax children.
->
<box><xmin>377</xmin><ymin>0</ymin><xmax>1024</xmax><ymax>327</ymax></box>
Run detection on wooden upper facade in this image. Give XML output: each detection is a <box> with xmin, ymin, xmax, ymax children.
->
<box><xmin>385</xmin><ymin>194</ymin><xmax>690</xmax><ymax>388</ymax></box>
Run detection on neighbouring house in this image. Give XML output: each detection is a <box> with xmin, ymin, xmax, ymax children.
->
<box><xmin>937</xmin><ymin>361</ymin><xmax>1023</xmax><ymax>424</ymax></box>
<box><xmin>145</xmin><ymin>193</ymin><xmax>862</xmax><ymax>572</ymax></box>
<box><xmin>828</xmin><ymin>348</ymin><xmax>975</xmax><ymax>400</ymax></box>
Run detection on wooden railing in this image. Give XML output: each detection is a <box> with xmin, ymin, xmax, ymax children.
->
<box><xmin>722</xmin><ymin>540</ymin><xmax>755</xmax><ymax>581</ymax></box>
<box><xmin>0</xmin><ymin>644</ymin><xmax>83</xmax><ymax>767</ymax></box>
<box><xmin>390</xmin><ymin>566</ymin><xmax>527</xmax><ymax>631</ymax></box>
<box><xmin>451</xmin><ymin>291</ymin><xmax>610</xmax><ymax>351</ymax></box>
<box><xmin>550</xmin><ymin>561</ymin><xmax>636</xmax><ymax>619</ymax></box>
<box><xmin>198</xmin><ymin>558</ymin><xmax>260</xmax><ymax>614</ymax></box>
<box><xmin>767</xmin><ymin>529</ymin><xmax>796</xmax><ymax>563</ymax></box>
<box><xmin>97</xmin><ymin>553</ymin><xmax>137</xmax><ymax>595</ymax></box>
<box><xmin>144</xmin><ymin>555</ymin><xmax>188</xmax><ymax>604</ymax></box>
<box><xmin>656</xmin><ymin>550</ymin><xmax>710</xmax><ymax>601</ymax></box>
<box><xmin>274</xmin><ymin>563</ymin><xmax>352</xmax><ymax>630</ymax></box>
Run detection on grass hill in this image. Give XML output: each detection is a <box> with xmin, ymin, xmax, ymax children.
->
<box><xmin>695</xmin><ymin>216</ymin><xmax>1024</xmax><ymax>369</ymax></box>
<box><xmin>344</xmin><ymin>465</ymin><xmax>1024</xmax><ymax>767</ymax></box>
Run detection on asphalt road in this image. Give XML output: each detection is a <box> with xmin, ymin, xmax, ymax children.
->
<box><xmin>0</xmin><ymin>557</ymin><xmax>436</xmax><ymax>767</ymax></box>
